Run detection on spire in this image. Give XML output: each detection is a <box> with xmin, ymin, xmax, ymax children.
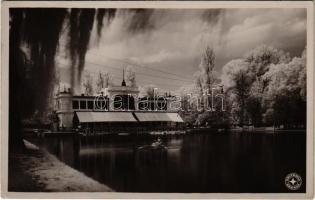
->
<box><xmin>122</xmin><ymin>67</ymin><xmax>126</xmax><ymax>86</ymax></box>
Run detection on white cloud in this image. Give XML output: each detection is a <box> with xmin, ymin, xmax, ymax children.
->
<box><xmin>58</xmin><ymin>8</ymin><xmax>307</xmax><ymax>91</ymax></box>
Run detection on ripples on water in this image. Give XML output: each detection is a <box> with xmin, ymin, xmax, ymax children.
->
<box><xmin>28</xmin><ymin>131</ymin><xmax>306</xmax><ymax>193</ymax></box>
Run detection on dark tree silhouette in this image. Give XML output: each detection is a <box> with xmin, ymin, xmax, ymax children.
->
<box><xmin>69</xmin><ymin>9</ymin><xmax>95</xmax><ymax>93</ymax></box>
<box><xmin>9</xmin><ymin>8</ymin><xmax>66</xmax><ymax>152</ymax></box>
<box><xmin>9</xmin><ymin>8</ymin><xmax>116</xmax><ymax>152</ymax></box>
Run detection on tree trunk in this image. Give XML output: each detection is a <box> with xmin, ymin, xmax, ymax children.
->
<box><xmin>9</xmin><ymin>9</ymin><xmax>26</xmax><ymax>152</ymax></box>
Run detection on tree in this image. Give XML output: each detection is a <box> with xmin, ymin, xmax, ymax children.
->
<box><xmin>9</xmin><ymin>8</ymin><xmax>116</xmax><ymax>151</ymax></box>
<box><xmin>196</xmin><ymin>46</ymin><xmax>217</xmax><ymax>92</ymax></box>
<box><xmin>176</xmin><ymin>84</ymin><xmax>201</xmax><ymax>126</ymax></box>
<box><xmin>246</xmin><ymin>79</ymin><xmax>264</xmax><ymax>126</ymax></box>
<box><xmin>96</xmin><ymin>71</ymin><xmax>112</xmax><ymax>92</ymax></box>
<box><xmin>221</xmin><ymin>59</ymin><xmax>248</xmax><ymax>88</ymax></box>
<box><xmin>126</xmin><ymin>65</ymin><xmax>137</xmax><ymax>87</ymax></box>
<box><xmin>187</xmin><ymin>46</ymin><xmax>225</xmax><ymax>126</ymax></box>
<box><xmin>193</xmin><ymin>46</ymin><xmax>219</xmax><ymax>114</ymax></box>
<box><xmin>9</xmin><ymin>9</ymin><xmax>67</xmax><ymax>151</ymax></box>
<box><xmin>221</xmin><ymin>59</ymin><xmax>250</xmax><ymax>126</ymax></box>
<box><xmin>82</xmin><ymin>72</ymin><xmax>94</xmax><ymax>95</ymax></box>
<box><xmin>139</xmin><ymin>84</ymin><xmax>157</xmax><ymax>98</ymax></box>
<box><xmin>244</xmin><ymin>45</ymin><xmax>291</xmax><ymax>77</ymax></box>
<box><xmin>262</xmin><ymin>50</ymin><xmax>306</xmax><ymax>128</ymax></box>
<box><xmin>244</xmin><ymin>45</ymin><xmax>291</xmax><ymax>126</ymax></box>
<box><xmin>96</xmin><ymin>72</ymin><xmax>105</xmax><ymax>92</ymax></box>
<box><xmin>233</xmin><ymin>70</ymin><xmax>252</xmax><ymax>126</ymax></box>
<box><xmin>193</xmin><ymin>71</ymin><xmax>203</xmax><ymax>96</ymax></box>
<box><xmin>220</xmin><ymin>45</ymin><xmax>293</xmax><ymax>127</ymax></box>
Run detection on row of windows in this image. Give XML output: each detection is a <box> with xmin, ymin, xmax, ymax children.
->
<box><xmin>55</xmin><ymin>99</ymin><xmax>165</xmax><ymax>110</ymax></box>
<box><xmin>72</xmin><ymin>100</ymin><xmax>108</xmax><ymax>110</ymax></box>
<box><xmin>72</xmin><ymin>99</ymin><xmax>167</xmax><ymax>110</ymax></box>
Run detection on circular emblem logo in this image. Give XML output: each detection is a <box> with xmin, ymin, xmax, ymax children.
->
<box><xmin>285</xmin><ymin>173</ymin><xmax>302</xmax><ymax>191</ymax></box>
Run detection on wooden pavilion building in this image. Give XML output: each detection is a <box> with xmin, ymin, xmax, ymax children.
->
<box><xmin>54</xmin><ymin>76</ymin><xmax>184</xmax><ymax>133</ymax></box>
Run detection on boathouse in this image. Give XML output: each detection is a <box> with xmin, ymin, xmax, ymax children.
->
<box><xmin>54</xmin><ymin>75</ymin><xmax>184</xmax><ymax>132</ymax></box>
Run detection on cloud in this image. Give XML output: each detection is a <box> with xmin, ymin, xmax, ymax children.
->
<box><xmin>130</xmin><ymin>49</ymin><xmax>182</xmax><ymax>64</ymax></box>
<box><xmin>58</xmin><ymin>8</ymin><xmax>307</xmax><ymax>91</ymax></box>
<box><xmin>221</xmin><ymin>9</ymin><xmax>306</xmax><ymax>59</ymax></box>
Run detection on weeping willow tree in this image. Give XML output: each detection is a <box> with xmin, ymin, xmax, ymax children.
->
<box><xmin>9</xmin><ymin>8</ymin><xmax>116</xmax><ymax>152</ymax></box>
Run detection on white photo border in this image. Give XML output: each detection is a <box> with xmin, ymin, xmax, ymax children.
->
<box><xmin>1</xmin><ymin>1</ymin><xmax>314</xmax><ymax>199</ymax></box>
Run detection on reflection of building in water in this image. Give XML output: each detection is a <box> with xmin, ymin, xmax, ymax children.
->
<box><xmin>54</xmin><ymin>76</ymin><xmax>184</xmax><ymax>132</ymax></box>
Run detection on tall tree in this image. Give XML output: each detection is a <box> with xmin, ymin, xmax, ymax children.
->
<box><xmin>262</xmin><ymin>50</ymin><xmax>306</xmax><ymax>128</ymax></box>
<box><xmin>9</xmin><ymin>8</ymin><xmax>116</xmax><ymax>151</ymax></box>
<box><xmin>82</xmin><ymin>72</ymin><xmax>94</xmax><ymax>96</ymax></box>
<box><xmin>221</xmin><ymin>59</ymin><xmax>249</xmax><ymax>126</ymax></box>
<box><xmin>69</xmin><ymin>9</ymin><xmax>95</xmax><ymax>95</ymax></box>
<box><xmin>194</xmin><ymin>46</ymin><xmax>218</xmax><ymax>114</ymax></box>
<box><xmin>96</xmin><ymin>72</ymin><xmax>105</xmax><ymax>92</ymax></box>
<box><xmin>9</xmin><ymin>9</ymin><xmax>67</xmax><ymax>151</ymax></box>
<box><xmin>233</xmin><ymin>70</ymin><xmax>252</xmax><ymax>126</ymax></box>
<box><xmin>96</xmin><ymin>71</ymin><xmax>112</xmax><ymax>93</ymax></box>
<box><xmin>244</xmin><ymin>45</ymin><xmax>291</xmax><ymax>126</ymax></box>
<box><xmin>126</xmin><ymin>65</ymin><xmax>137</xmax><ymax>87</ymax></box>
<box><xmin>196</xmin><ymin>46</ymin><xmax>216</xmax><ymax>93</ymax></box>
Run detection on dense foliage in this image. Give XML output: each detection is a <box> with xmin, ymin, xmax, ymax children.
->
<box><xmin>178</xmin><ymin>45</ymin><xmax>306</xmax><ymax>129</ymax></box>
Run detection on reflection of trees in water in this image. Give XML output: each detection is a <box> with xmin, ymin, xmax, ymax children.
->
<box><xmin>30</xmin><ymin>132</ymin><xmax>306</xmax><ymax>192</ymax></box>
<box><xmin>135</xmin><ymin>147</ymin><xmax>168</xmax><ymax>167</ymax></box>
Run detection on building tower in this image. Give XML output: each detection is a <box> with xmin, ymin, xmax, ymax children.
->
<box><xmin>107</xmin><ymin>68</ymin><xmax>139</xmax><ymax>111</ymax></box>
<box><xmin>54</xmin><ymin>88</ymin><xmax>74</xmax><ymax>130</ymax></box>
<box><xmin>122</xmin><ymin>68</ymin><xmax>126</xmax><ymax>87</ymax></box>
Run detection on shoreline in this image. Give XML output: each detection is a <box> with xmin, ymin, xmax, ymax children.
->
<box><xmin>8</xmin><ymin>140</ymin><xmax>113</xmax><ymax>192</ymax></box>
<box><xmin>24</xmin><ymin>127</ymin><xmax>306</xmax><ymax>137</ymax></box>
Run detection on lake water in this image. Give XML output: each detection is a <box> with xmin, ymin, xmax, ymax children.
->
<box><xmin>28</xmin><ymin>131</ymin><xmax>306</xmax><ymax>193</ymax></box>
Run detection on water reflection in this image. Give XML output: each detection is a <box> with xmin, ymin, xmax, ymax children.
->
<box><xmin>28</xmin><ymin>131</ymin><xmax>306</xmax><ymax>193</ymax></box>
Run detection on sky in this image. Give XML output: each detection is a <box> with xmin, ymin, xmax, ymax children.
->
<box><xmin>57</xmin><ymin>8</ymin><xmax>306</xmax><ymax>92</ymax></box>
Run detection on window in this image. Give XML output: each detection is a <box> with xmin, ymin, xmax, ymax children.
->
<box><xmin>87</xmin><ymin>101</ymin><xmax>93</xmax><ymax>109</ymax></box>
<box><xmin>72</xmin><ymin>100</ymin><xmax>79</xmax><ymax>109</ymax></box>
<box><xmin>80</xmin><ymin>100</ymin><xmax>86</xmax><ymax>109</ymax></box>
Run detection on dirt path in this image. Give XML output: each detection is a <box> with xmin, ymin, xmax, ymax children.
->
<box><xmin>8</xmin><ymin>140</ymin><xmax>113</xmax><ymax>192</ymax></box>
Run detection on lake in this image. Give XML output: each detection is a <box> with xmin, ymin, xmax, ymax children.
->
<box><xmin>27</xmin><ymin>131</ymin><xmax>306</xmax><ymax>193</ymax></box>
